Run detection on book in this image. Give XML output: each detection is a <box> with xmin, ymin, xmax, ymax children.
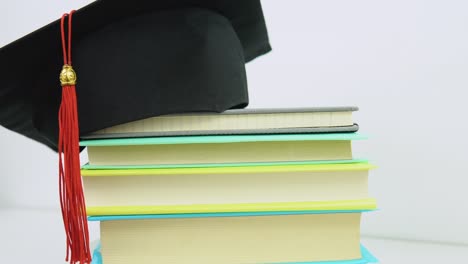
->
<box><xmin>90</xmin><ymin>243</ymin><xmax>378</xmax><ymax>264</ymax></box>
<box><xmin>80</xmin><ymin>133</ymin><xmax>365</xmax><ymax>167</ymax></box>
<box><xmin>82</xmin><ymin>163</ymin><xmax>375</xmax><ymax>216</ymax></box>
<box><xmin>82</xmin><ymin>106</ymin><xmax>359</xmax><ymax>139</ymax></box>
<box><xmin>89</xmin><ymin>211</ymin><xmax>372</xmax><ymax>264</ymax></box>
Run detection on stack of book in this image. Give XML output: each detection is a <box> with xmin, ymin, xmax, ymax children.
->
<box><xmin>80</xmin><ymin>107</ymin><xmax>378</xmax><ymax>264</ymax></box>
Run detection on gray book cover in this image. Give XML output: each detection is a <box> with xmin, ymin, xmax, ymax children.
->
<box><xmin>82</xmin><ymin>107</ymin><xmax>359</xmax><ymax>139</ymax></box>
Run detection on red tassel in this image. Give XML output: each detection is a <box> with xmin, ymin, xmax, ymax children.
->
<box><xmin>58</xmin><ymin>11</ymin><xmax>91</xmax><ymax>264</ymax></box>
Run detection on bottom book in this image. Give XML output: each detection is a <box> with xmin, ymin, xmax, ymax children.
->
<box><xmin>91</xmin><ymin>243</ymin><xmax>377</xmax><ymax>264</ymax></box>
<box><xmin>89</xmin><ymin>211</ymin><xmax>378</xmax><ymax>264</ymax></box>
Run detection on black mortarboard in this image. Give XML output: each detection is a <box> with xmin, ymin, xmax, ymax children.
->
<box><xmin>0</xmin><ymin>1</ymin><xmax>270</xmax><ymax>263</ymax></box>
<box><xmin>0</xmin><ymin>0</ymin><xmax>271</xmax><ymax>151</ymax></box>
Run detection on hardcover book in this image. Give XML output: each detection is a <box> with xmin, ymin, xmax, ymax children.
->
<box><xmin>90</xmin><ymin>244</ymin><xmax>378</xmax><ymax>264</ymax></box>
<box><xmin>88</xmin><ymin>211</ymin><xmax>377</xmax><ymax>264</ymax></box>
<box><xmin>81</xmin><ymin>133</ymin><xmax>365</xmax><ymax>167</ymax></box>
<box><xmin>83</xmin><ymin>107</ymin><xmax>359</xmax><ymax>139</ymax></box>
<box><xmin>82</xmin><ymin>162</ymin><xmax>376</xmax><ymax>216</ymax></box>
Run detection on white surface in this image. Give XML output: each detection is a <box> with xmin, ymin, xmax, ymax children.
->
<box><xmin>2</xmin><ymin>0</ymin><xmax>468</xmax><ymax>245</ymax></box>
<box><xmin>0</xmin><ymin>209</ymin><xmax>99</xmax><ymax>263</ymax></box>
<box><xmin>1</xmin><ymin>208</ymin><xmax>468</xmax><ymax>263</ymax></box>
<box><xmin>361</xmin><ymin>237</ymin><xmax>468</xmax><ymax>263</ymax></box>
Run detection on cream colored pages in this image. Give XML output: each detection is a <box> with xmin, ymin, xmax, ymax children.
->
<box><xmin>101</xmin><ymin>213</ymin><xmax>362</xmax><ymax>264</ymax></box>
<box><xmin>92</xmin><ymin>111</ymin><xmax>353</xmax><ymax>135</ymax></box>
<box><xmin>83</xmin><ymin>170</ymin><xmax>368</xmax><ymax>207</ymax></box>
<box><xmin>87</xmin><ymin>140</ymin><xmax>352</xmax><ymax>166</ymax></box>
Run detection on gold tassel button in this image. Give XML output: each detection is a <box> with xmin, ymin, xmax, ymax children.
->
<box><xmin>60</xmin><ymin>64</ymin><xmax>77</xmax><ymax>86</ymax></box>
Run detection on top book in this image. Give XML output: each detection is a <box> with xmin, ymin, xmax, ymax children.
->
<box><xmin>83</xmin><ymin>106</ymin><xmax>358</xmax><ymax>139</ymax></box>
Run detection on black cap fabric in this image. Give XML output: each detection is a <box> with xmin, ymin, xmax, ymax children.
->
<box><xmin>0</xmin><ymin>0</ymin><xmax>271</xmax><ymax>150</ymax></box>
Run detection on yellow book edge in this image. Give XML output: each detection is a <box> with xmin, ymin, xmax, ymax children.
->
<box><xmin>81</xmin><ymin>162</ymin><xmax>376</xmax><ymax>177</ymax></box>
<box><xmin>86</xmin><ymin>198</ymin><xmax>377</xmax><ymax>216</ymax></box>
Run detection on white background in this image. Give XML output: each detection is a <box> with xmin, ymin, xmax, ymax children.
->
<box><xmin>1</xmin><ymin>0</ymin><xmax>468</xmax><ymax>262</ymax></box>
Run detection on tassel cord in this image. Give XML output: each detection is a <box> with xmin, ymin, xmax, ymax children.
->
<box><xmin>58</xmin><ymin>10</ymin><xmax>91</xmax><ymax>264</ymax></box>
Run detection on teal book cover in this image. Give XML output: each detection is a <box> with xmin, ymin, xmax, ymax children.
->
<box><xmin>80</xmin><ymin>132</ymin><xmax>366</xmax><ymax>146</ymax></box>
<box><xmin>88</xmin><ymin>210</ymin><xmax>374</xmax><ymax>222</ymax></box>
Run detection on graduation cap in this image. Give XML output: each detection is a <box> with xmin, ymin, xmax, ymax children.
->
<box><xmin>0</xmin><ymin>1</ymin><xmax>270</xmax><ymax>263</ymax></box>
